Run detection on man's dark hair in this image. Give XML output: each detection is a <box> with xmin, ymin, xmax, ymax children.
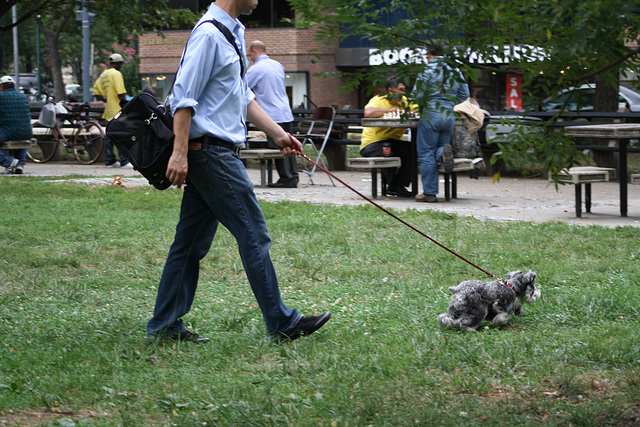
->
<box><xmin>427</xmin><ymin>44</ymin><xmax>445</xmax><ymax>56</ymax></box>
<box><xmin>386</xmin><ymin>76</ymin><xmax>400</xmax><ymax>90</ymax></box>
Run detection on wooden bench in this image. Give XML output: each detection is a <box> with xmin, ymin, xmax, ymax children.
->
<box><xmin>553</xmin><ymin>166</ymin><xmax>615</xmax><ymax>217</ymax></box>
<box><xmin>347</xmin><ymin>157</ymin><xmax>402</xmax><ymax>198</ymax></box>
<box><xmin>0</xmin><ymin>139</ymin><xmax>34</xmax><ymax>150</ymax></box>
<box><xmin>239</xmin><ymin>149</ymin><xmax>285</xmax><ymax>187</ymax></box>
<box><xmin>438</xmin><ymin>158</ymin><xmax>479</xmax><ymax>201</ymax></box>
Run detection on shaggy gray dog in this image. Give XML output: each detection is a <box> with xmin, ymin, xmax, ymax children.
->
<box><xmin>438</xmin><ymin>270</ymin><xmax>540</xmax><ymax>332</ymax></box>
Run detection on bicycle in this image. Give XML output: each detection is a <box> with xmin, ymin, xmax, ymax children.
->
<box><xmin>28</xmin><ymin>102</ymin><xmax>105</xmax><ymax>164</ymax></box>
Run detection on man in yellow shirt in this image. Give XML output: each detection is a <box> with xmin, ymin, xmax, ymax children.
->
<box><xmin>360</xmin><ymin>76</ymin><xmax>416</xmax><ymax>197</ymax></box>
<box><xmin>93</xmin><ymin>53</ymin><xmax>130</xmax><ymax>167</ymax></box>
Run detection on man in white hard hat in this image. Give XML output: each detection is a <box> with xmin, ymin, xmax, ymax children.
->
<box><xmin>0</xmin><ymin>76</ymin><xmax>32</xmax><ymax>174</ymax></box>
<box><xmin>93</xmin><ymin>53</ymin><xmax>131</xmax><ymax>167</ymax></box>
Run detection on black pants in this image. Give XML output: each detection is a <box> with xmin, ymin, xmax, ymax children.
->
<box><xmin>267</xmin><ymin>122</ymin><xmax>299</xmax><ymax>186</ymax></box>
<box><xmin>360</xmin><ymin>138</ymin><xmax>412</xmax><ymax>188</ymax></box>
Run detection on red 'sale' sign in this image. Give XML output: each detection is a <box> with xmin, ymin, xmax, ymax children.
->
<box><xmin>506</xmin><ymin>73</ymin><xmax>523</xmax><ymax>111</ymax></box>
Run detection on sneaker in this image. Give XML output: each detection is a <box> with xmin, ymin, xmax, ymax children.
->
<box><xmin>415</xmin><ymin>193</ymin><xmax>437</xmax><ymax>203</ymax></box>
<box><xmin>442</xmin><ymin>144</ymin><xmax>454</xmax><ymax>173</ymax></box>
<box><xmin>277</xmin><ymin>311</ymin><xmax>331</xmax><ymax>342</ymax></box>
<box><xmin>3</xmin><ymin>158</ymin><xmax>19</xmax><ymax>174</ymax></box>
<box><xmin>121</xmin><ymin>162</ymin><xmax>134</xmax><ymax>169</ymax></box>
<box><xmin>14</xmin><ymin>165</ymin><xmax>24</xmax><ymax>174</ymax></box>
<box><xmin>106</xmin><ymin>161</ymin><xmax>121</xmax><ymax>168</ymax></box>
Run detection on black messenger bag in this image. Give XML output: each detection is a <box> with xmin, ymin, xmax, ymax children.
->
<box><xmin>106</xmin><ymin>92</ymin><xmax>174</xmax><ymax>190</ymax></box>
<box><xmin>105</xmin><ymin>19</ymin><xmax>244</xmax><ymax>191</ymax></box>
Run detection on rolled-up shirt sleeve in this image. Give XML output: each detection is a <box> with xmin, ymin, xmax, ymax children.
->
<box><xmin>169</xmin><ymin>31</ymin><xmax>217</xmax><ymax>115</ymax></box>
<box><xmin>243</xmin><ymin>80</ymin><xmax>255</xmax><ymax>106</ymax></box>
<box><xmin>166</xmin><ymin>8</ymin><xmax>253</xmax><ymax>143</ymax></box>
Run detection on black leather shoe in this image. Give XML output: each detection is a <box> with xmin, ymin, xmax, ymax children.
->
<box><xmin>268</xmin><ymin>182</ymin><xmax>297</xmax><ymax>188</ymax></box>
<box><xmin>277</xmin><ymin>311</ymin><xmax>331</xmax><ymax>342</ymax></box>
<box><xmin>387</xmin><ymin>185</ymin><xmax>413</xmax><ymax>198</ymax></box>
<box><xmin>169</xmin><ymin>330</ymin><xmax>210</xmax><ymax>343</ymax></box>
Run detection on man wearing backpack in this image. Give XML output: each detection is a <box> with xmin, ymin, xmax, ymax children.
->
<box><xmin>146</xmin><ymin>0</ymin><xmax>331</xmax><ymax>343</ymax></box>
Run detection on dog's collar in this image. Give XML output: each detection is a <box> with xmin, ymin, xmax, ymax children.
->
<box><xmin>500</xmin><ymin>280</ymin><xmax>516</xmax><ymax>293</ymax></box>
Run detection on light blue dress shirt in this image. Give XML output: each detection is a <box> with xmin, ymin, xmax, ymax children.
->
<box><xmin>169</xmin><ymin>4</ymin><xmax>254</xmax><ymax>145</ymax></box>
<box><xmin>246</xmin><ymin>55</ymin><xmax>294</xmax><ymax>124</ymax></box>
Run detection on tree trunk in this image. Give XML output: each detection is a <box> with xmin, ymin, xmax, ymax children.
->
<box><xmin>594</xmin><ymin>74</ymin><xmax>619</xmax><ymax>114</ymax></box>
<box><xmin>40</xmin><ymin>25</ymin><xmax>65</xmax><ymax>101</ymax></box>
<box><xmin>38</xmin><ymin>4</ymin><xmax>74</xmax><ymax>102</ymax></box>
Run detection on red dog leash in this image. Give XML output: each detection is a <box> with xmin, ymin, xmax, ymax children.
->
<box><xmin>288</xmin><ymin>134</ymin><xmax>500</xmax><ymax>281</ymax></box>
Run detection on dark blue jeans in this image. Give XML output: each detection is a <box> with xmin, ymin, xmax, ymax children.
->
<box><xmin>104</xmin><ymin>134</ymin><xmax>128</xmax><ymax>165</ymax></box>
<box><xmin>417</xmin><ymin>111</ymin><xmax>455</xmax><ymax>195</ymax></box>
<box><xmin>147</xmin><ymin>143</ymin><xmax>301</xmax><ymax>337</ymax></box>
<box><xmin>0</xmin><ymin>129</ymin><xmax>27</xmax><ymax>167</ymax></box>
<box><xmin>267</xmin><ymin>122</ymin><xmax>298</xmax><ymax>186</ymax></box>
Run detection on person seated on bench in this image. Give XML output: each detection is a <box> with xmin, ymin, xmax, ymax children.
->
<box><xmin>360</xmin><ymin>76</ymin><xmax>417</xmax><ymax>198</ymax></box>
<box><xmin>0</xmin><ymin>76</ymin><xmax>32</xmax><ymax>174</ymax></box>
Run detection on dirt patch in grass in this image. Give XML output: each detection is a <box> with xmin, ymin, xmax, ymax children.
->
<box><xmin>0</xmin><ymin>408</ymin><xmax>109</xmax><ymax>426</ymax></box>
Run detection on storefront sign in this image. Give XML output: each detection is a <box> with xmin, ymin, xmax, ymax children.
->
<box><xmin>368</xmin><ymin>48</ymin><xmax>428</xmax><ymax>66</ymax></box>
<box><xmin>506</xmin><ymin>71</ymin><xmax>523</xmax><ymax>111</ymax></box>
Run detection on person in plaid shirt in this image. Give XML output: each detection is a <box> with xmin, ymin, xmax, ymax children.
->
<box><xmin>0</xmin><ymin>76</ymin><xmax>33</xmax><ymax>174</ymax></box>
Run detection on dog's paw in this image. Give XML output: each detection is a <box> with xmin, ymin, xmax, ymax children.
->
<box><xmin>438</xmin><ymin>313</ymin><xmax>461</xmax><ymax>330</ymax></box>
<box><xmin>492</xmin><ymin>312</ymin><xmax>511</xmax><ymax>326</ymax></box>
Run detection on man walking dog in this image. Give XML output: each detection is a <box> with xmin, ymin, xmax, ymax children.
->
<box><xmin>147</xmin><ymin>0</ymin><xmax>331</xmax><ymax>343</ymax></box>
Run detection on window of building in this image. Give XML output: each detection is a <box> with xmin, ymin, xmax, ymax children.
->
<box><xmin>141</xmin><ymin>71</ymin><xmax>309</xmax><ymax>108</ymax></box>
<box><xmin>167</xmin><ymin>0</ymin><xmax>293</xmax><ymax>28</ymax></box>
<box><xmin>285</xmin><ymin>71</ymin><xmax>309</xmax><ymax>109</ymax></box>
<box><xmin>141</xmin><ymin>74</ymin><xmax>173</xmax><ymax>101</ymax></box>
<box><xmin>239</xmin><ymin>0</ymin><xmax>294</xmax><ymax>28</ymax></box>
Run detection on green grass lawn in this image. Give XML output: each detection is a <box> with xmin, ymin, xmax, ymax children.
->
<box><xmin>1</xmin><ymin>178</ymin><xmax>639</xmax><ymax>426</ymax></box>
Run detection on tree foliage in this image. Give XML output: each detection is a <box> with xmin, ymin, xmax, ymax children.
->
<box><xmin>289</xmin><ymin>0</ymin><xmax>640</xmax><ymax>179</ymax></box>
<box><xmin>1</xmin><ymin>0</ymin><xmax>196</xmax><ymax>101</ymax></box>
<box><xmin>291</xmin><ymin>0</ymin><xmax>640</xmax><ymax>101</ymax></box>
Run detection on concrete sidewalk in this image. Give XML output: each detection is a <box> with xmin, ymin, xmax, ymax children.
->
<box><xmin>11</xmin><ymin>161</ymin><xmax>640</xmax><ymax>228</ymax></box>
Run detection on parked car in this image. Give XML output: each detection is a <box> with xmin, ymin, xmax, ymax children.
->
<box><xmin>541</xmin><ymin>84</ymin><xmax>640</xmax><ymax>113</ymax></box>
<box><xmin>65</xmin><ymin>84</ymin><xmax>82</xmax><ymax>102</ymax></box>
<box><xmin>482</xmin><ymin>84</ymin><xmax>640</xmax><ymax>144</ymax></box>
<box><xmin>9</xmin><ymin>73</ymin><xmax>39</xmax><ymax>92</ymax></box>
<box><xmin>65</xmin><ymin>84</ymin><xmax>96</xmax><ymax>102</ymax></box>
<box><xmin>9</xmin><ymin>73</ymin><xmax>52</xmax><ymax>102</ymax></box>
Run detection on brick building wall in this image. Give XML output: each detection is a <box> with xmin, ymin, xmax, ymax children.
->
<box><xmin>139</xmin><ymin>28</ymin><xmax>359</xmax><ymax>108</ymax></box>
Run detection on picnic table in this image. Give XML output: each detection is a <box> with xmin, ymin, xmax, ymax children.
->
<box><xmin>564</xmin><ymin>123</ymin><xmax>640</xmax><ymax>217</ymax></box>
<box><xmin>361</xmin><ymin>117</ymin><xmax>420</xmax><ymax>195</ymax></box>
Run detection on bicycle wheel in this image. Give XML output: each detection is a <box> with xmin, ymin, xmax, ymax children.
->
<box><xmin>27</xmin><ymin>128</ymin><xmax>59</xmax><ymax>163</ymax></box>
<box><xmin>73</xmin><ymin>121</ymin><xmax>105</xmax><ymax>165</ymax></box>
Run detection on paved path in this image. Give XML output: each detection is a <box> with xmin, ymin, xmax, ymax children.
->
<box><xmin>10</xmin><ymin>161</ymin><xmax>640</xmax><ymax>228</ymax></box>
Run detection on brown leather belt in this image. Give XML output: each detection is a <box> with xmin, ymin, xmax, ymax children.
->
<box><xmin>189</xmin><ymin>135</ymin><xmax>242</xmax><ymax>154</ymax></box>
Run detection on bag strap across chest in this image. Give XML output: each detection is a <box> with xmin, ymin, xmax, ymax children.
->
<box><xmin>168</xmin><ymin>18</ymin><xmax>245</xmax><ymax>98</ymax></box>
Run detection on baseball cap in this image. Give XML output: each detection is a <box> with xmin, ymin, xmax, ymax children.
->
<box><xmin>109</xmin><ymin>53</ymin><xmax>125</xmax><ymax>63</ymax></box>
<box><xmin>0</xmin><ymin>75</ymin><xmax>15</xmax><ymax>84</ymax></box>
